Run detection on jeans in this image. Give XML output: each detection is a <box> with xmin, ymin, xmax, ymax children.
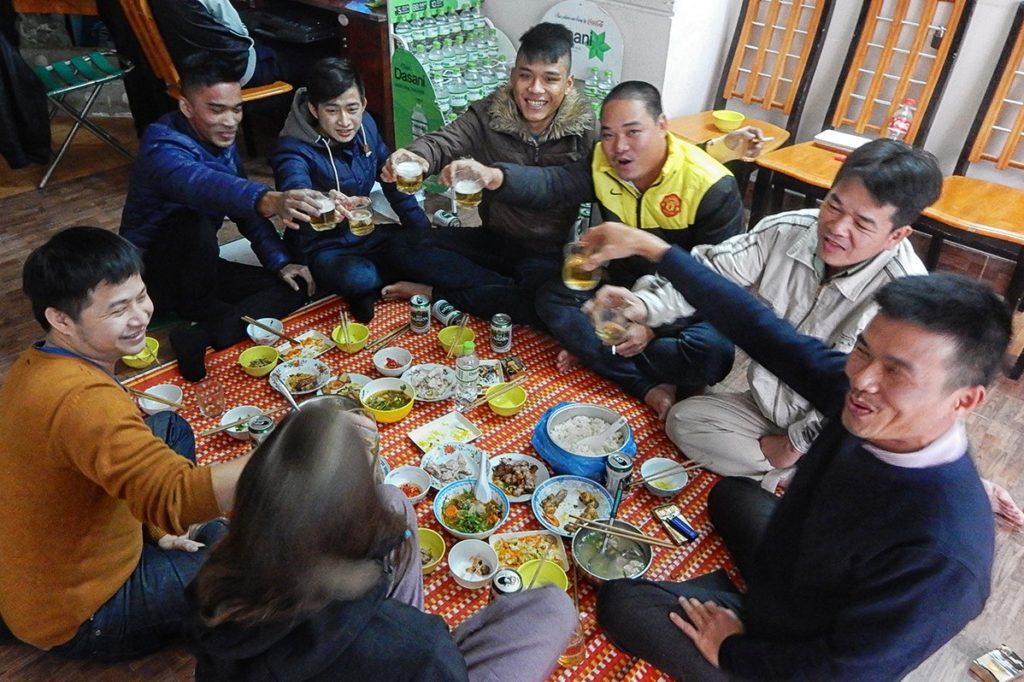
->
<box><xmin>387</xmin><ymin>227</ymin><xmax>561</xmax><ymax>325</ymax></box>
<box><xmin>310</xmin><ymin>225</ymin><xmax>401</xmax><ymax>319</ymax></box>
<box><xmin>597</xmin><ymin>478</ymin><xmax>779</xmax><ymax>680</ymax></box>
<box><xmin>143</xmin><ymin>211</ymin><xmax>307</xmax><ymax>349</ymax></box>
<box><xmin>535</xmin><ymin>279</ymin><xmax>735</xmax><ymax>400</ymax></box>
<box><xmin>48</xmin><ymin>412</ymin><xmax>228</xmax><ymax>662</ymax></box>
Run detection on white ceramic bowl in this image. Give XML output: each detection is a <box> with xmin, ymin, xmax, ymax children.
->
<box><xmin>137</xmin><ymin>383</ymin><xmax>184</xmax><ymax>416</ymax></box>
<box><xmin>219</xmin><ymin>405</ymin><xmax>264</xmax><ymax>441</ymax></box>
<box><xmin>640</xmin><ymin>457</ymin><xmax>689</xmax><ymax>498</ymax></box>
<box><xmin>545</xmin><ymin>403</ymin><xmax>631</xmax><ymax>457</ymax></box>
<box><xmin>433</xmin><ymin>479</ymin><xmax>510</xmax><ymax>540</ymax></box>
<box><xmin>246</xmin><ymin>317</ymin><xmax>283</xmax><ymax>345</ymax></box>
<box><xmin>373</xmin><ymin>346</ymin><xmax>413</xmax><ymax>377</ymax></box>
<box><xmin>448</xmin><ymin>539</ymin><xmax>499</xmax><ymax>589</ymax></box>
<box><xmin>385</xmin><ymin>465</ymin><xmax>431</xmax><ymax>504</ymax></box>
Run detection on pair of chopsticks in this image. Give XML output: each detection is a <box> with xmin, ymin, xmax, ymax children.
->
<box><xmin>466</xmin><ymin>375</ymin><xmax>527</xmax><ymax>411</ymax></box>
<box><xmin>568</xmin><ymin>514</ymin><xmax>676</xmax><ymax>549</ymax></box>
<box><xmin>365</xmin><ymin>322</ymin><xmax>411</xmax><ymax>352</ymax></box>
<box><xmin>627</xmin><ymin>462</ymin><xmax>703</xmax><ymax>490</ymax></box>
<box><xmin>240</xmin><ymin>315</ymin><xmax>300</xmax><ymax>345</ymax></box>
<box><xmin>197</xmin><ymin>405</ymin><xmax>289</xmax><ymax>438</ymax></box>
<box><xmin>128</xmin><ymin>388</ymin><xmax>183</xmax><ymax>409</ymax></box>
<box><xmin>338</xmin><ymin>309</ymin><xmax>352</xmax><ymax>344</ymax></box>
<box><xmin>445</xmin><ymin>314</ymin><xmax>470</xmax><ymax>358</ymax></box>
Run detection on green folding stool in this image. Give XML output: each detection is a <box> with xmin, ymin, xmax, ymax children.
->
<box><xmin>31</xmin><ymin>50</ymin><xmax>134</xmax><ymax>188</ymax></box>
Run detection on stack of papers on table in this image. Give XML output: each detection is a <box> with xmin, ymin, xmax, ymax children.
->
<box><xmin>812</xmin><ymin>129</ymin><xmax>873</xmax><ymax>154</ymax></box>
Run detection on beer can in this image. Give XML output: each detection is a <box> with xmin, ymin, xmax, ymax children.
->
<box><xmin>491</xmin><ymin>568</ymin><xmax>522</xmax><ymax>599</ymax></box>
<box><xmin>605</xmin><ymin>452</ymin><xmax>634</xmax><ymax>495</ymax></box>
<box><xmin>432</xmin><ymin>299</ymin><xmax>463</xmax><ymax>326</ymax></box>
<box><xmin>247</xmin><ymin>415</ymin><xmax>276</xmax><ymax>446</ymax></box>
<box><xmin>490</xmin><ymin>313</ymin><xmax>512</xmax><ymax>353</ymax></box>
<box><xmin>410</xmin><ymin>294</ymin><xmax>431</xmax><ymax>334</ymax></box>
<box><xmin>432</xmin><ymin>209</ymin><xmax>462</xmax><ymax>228</ymax></box>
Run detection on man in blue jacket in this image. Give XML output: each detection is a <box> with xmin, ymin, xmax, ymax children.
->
<box><xmin>272</xmin><ymin>57</ymin><xmax>429</xmax><ymax>322</ymax></box>
<box><xmin>120</xmin><ymin>54</ymin><xmax>319</xmax><ymax>381</ymax></box>
<box><xmin>582</xmin><ymin>223</ymin><xmax>1010</xmax><ymax>680</ymax></box>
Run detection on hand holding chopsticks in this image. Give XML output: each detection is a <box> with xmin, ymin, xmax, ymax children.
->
<box><xmin>128</xmin><ymin>388</ymin><xmax>183</xmax><ymax>409</ymax></box>
<box><xmin>627</xmin><ymin>461</ymin><xmax>703</xmax><ymax>490</ymax></box>
<box><xmin>240</xmin><ymin>315</ymin><xmax>300</xmax><ymax>345</ymax></box>
<box><xmin>568</xmin><ymin>514</ymin><xmax>676</xmax><ymax>549</ymax></box>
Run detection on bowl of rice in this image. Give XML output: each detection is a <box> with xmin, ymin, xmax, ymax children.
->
<box><xmin>545</xmin><ymin>403</ymin><xmax>630</xmax><ymax>457</ymax></box>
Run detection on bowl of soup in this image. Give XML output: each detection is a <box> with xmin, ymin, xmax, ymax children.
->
<box><xmin>359</xmin><ymin>377</ymin><xmax>415</xmax><ymax>423</ymax></box>
<box><xmin>571</xmin><ymin>518</ymin><xmax>653</xmax><ymax>585</ymax></box>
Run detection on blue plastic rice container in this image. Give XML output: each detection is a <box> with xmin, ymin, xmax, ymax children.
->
<box><xmin>531</xmin><ymin>402</ymin><xmax>636</xmax><ymax>482</ymax></box>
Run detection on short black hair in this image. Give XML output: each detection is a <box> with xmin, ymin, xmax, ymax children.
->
<box><xmin>23</xmin><ymin>226</ymin><xmax>143</xmax><ymax>332</ymax></box>
<box><xmin>306</xmin><ymin>57</ymin><xmax>365</xmax><ymax>106</ymax></box>
<box><xmin>875</xmin><ymin>273</ymin><xmax>1012</xmax><ymax>388</ymax></box>
<box><xmin>179</xmin><ymin>52</ymin><xmax>240</xmax><ymax>97</ymax></box>
<box><xmin>603</xmin><ymin>80</ymin><xmax>663</xmax><ymax>120</ymax></box>
<box><xmin>518</xmin><ymin>22</ymin><xmax>573</xmax><ymax>70</ymax></box>
<box><xmin>833</xmin><ymin>139</ymin><xmax>942</xmax><ymax>228</ymax></box>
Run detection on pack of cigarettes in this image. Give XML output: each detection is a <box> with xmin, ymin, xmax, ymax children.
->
<box><xmin>970</xmin><ymin>646</ymin><xmax>1024</xmax><ymax>682</ymax></box>
<box><xmin>499</xmin><ymin>355</ymin><xmax>526</xmax><ymax>377</ymax></box>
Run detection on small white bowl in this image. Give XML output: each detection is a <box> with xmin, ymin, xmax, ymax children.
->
<box><xmin>219</xmin><ymin>405</ymin><xmax>264</xmax><ymax>441</ymax></box>
<box><xmin>373</xmin><ymin>346</ymin><xmax>413</xmax><ymax>377</ymax></box>
<box><xmin>385</xmin><ymin>465</ymin><xmax>431</xmax><ymax>504</ymax></box>
<box><xmin>448</xmin><ymin>539</ymin><xmax>499</xmax><ymax>590</ymax></box>
<box><xmin>640</xmin><ymin>457</ymin><xmax>690</xmax><ymax>498</ymax></box>
<box><xmin>137</xmin><ymin>383</ymin><xmax>184</xmax><ymax>416</ymax></box>
<box><xmin>246</xmin><ymin>317</ymin><xmax>283</xmax><ymax>345</ymax></box>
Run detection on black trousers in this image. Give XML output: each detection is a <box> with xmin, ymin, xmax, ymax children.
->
<box><xmin>596</xmin><ymin>478</ymin><xmax>779</xmax><ymax>680</ymax></box>
<box><xmin>142</xmin><ymin>211</ymin><xmax>307</xmax><ymax>349</ymax></box>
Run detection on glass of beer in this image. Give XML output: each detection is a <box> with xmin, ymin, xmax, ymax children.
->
<box><xmin>346</xmin><ymin>197</ymin><xmax>375</xmax><ymax>237</ymax></box>
<box><xmin>395</xmin><ymin>160</ymin><xmax>424</xmax><ymax>194</ymax></box>
<box><xmin>590</xmin><ymin>303</ymin><xmax>630</xmax><ymax>346</ymax></box>
<box><xmin>453</xmin><ymin>165</ymin><xmax>483</xmax><ymax>209</ymax></box>
<box><xmin>561</xmin><ymin>241</ymin><xmax>602</xmax><ymax>291</ymax></box>
<box><xmin>558</xmin><ymin>618</ymin><xmax>586</xmax><ymax>667</ymax></box>
<box><xmin>309</xmin><ymin>194</ymin><xmax>339</xmax><ymax>231</ymax></box>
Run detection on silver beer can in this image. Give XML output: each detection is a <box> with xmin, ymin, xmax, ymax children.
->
<box><xmin>247</xmin><ymin>415</ymin><xmax>276</xmax><ymax>446</ymax></box>
<box><xmin>491</xmin><ymin>568</ymin><xmax>523</xmax><ymax>599</ymax></box>
<box><xmin>431</xmin><ymin>298</ymin><xmax>462</xmax><ymax>326</ymax></box>
<box><xmin>605</xmin><ymin>452</ymin><xmax>634</xmax><ymax>494</ymax></box>
<box><xmin>490</xmin><ymin>313</ymin><xmax>512</xmax><ymax>353</ymax></box>
<box><xmin>410</xmin><ymin>294</ymin><xmax>431</xmax><ymax>333</ymax></box>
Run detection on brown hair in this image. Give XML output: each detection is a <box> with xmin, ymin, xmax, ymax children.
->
<box><xmin>193</xmin><ymin>398</ymin><xmax>408</xmax><ymax>626</ymax></box>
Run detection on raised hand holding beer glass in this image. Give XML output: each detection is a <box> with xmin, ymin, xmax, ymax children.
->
<box><xmin>589</xmin><ymin>301</ymin><xmax>631</xmax><ymax>350</ymax></box>
<box><xmin>308</xmin><ymin>192</ymin><xmax>339</xmax><ymax>231</ymax></box>
<box><xmin>382</xmin><ymin>149</ymin><xmax>429</xmax><ymax>186</ymax></box>
<box><xmin>452</xmin><ymin>163</ymin><xmax>484</xmax><ymax>209</ymax></box>
<box><xmin>562</xmin><ymin>241</ymin><xmax>603</xmax><ymax>291</ymax></box>
<box><xmin>344</xmin><ymin>196</ymin><xmax>375</xmax><ymax>236</ymax></box>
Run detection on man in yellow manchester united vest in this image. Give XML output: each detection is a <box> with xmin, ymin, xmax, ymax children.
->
<box><xmin>485</xmin><ymin>81</ymin><xmax>756</xmax><ymax>418</ymax></box>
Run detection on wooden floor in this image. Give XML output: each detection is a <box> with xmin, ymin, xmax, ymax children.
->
<box><xmin>1</xmin><ymin>127</ymin><xmax>1022</xmax><ymax>681</ymax></box>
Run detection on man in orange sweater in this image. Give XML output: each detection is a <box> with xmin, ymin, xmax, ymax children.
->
<box><xmin>0</xmin><ymin>227</ymin><xmax>250</xmax><ymax>661</ymax></box>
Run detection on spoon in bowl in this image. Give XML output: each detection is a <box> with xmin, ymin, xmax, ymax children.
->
<box><xmin>577</xmin><ymin>416</ymin><xmax>628</xmax><ymax>453</ymax></box>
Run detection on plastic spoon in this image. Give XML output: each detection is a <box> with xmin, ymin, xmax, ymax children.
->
<box><xmin>474</xmin><ymin>448</ymin><xmax>492</xmax><ymax>503</ymax></box>
<box><xmin>270</xmin><ymin>374</ymin><xmax>301</xmax><ymax>412</ymax></box>
<box><xmin>600</xmin><ymin>481</ymin><xmax>626</xmax><ymax>553</ymax></box>
<box><xmin>577</xmin><ymin>416</ymin><xmax>628</xmax><ymax>452</ymax></box>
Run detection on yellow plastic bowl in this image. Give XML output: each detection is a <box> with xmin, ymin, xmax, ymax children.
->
<box><xmin>360</xmin><ymin>377</ymin><xmax>415</xmax><ymax>423</ymax></box>
<box><xmin>332</xmin><ymin>323</ymin><xmax>370</xmax><ymax>353</ymax></box>
<box><xmin>437</xmin><ymin>325</ymin><xmax>476</xmax><ymax>356</ymax></box>
<box><xmin>485</xmin><ymin>383</ymin><xmax>528</xmax><ymax>417</ymax></box>
<box><xmin>418</xmin><ymin>527</ymin><xmax>446</xmax><ymax>574</ymax></box>
<box><xmin>712</xmin><ymin>109</ymin><xmax>745</xmax><ymax>132</ymax></box>
<box><xmin>518</xmin><ymin>559</ymin><xmax>568</xmax><ymax>591</ymax></box>
<box><xmin>238</xmin><ymin>346</ymin><xmax>280</xmax><ymax>377</ymax></box>
<box><xmin>121</xmin><ymin>336</ymin><xmax>159</xmax><ymax>369</ymax></box>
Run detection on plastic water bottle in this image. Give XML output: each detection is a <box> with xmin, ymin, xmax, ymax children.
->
<box><xmin>448</xmin><ymin>74</ymin><xmax>469</xmax><ymax>116</ymax></box>
<box><xmin>885</xmin><ymin>98</ymin><xmax>916</xmax><ymax>141</ymax></box>
<box><xmin>455</xmin><ymin>341</ymin><xmax>480</xmax><ymax>412</ymax></box>
<box><xmin>584</xmin><ymin>67</ymin><xmax>600</xmax><ymax>103</ymax></box>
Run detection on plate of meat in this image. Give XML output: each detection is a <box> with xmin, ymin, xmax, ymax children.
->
<box><xmin>489</xmin><ymin>453</ymin><xmax>549</xmax><ymax>503</ymax></box>
<box><xmin>531</xmin><ymin>475</ymin><xmax>613</xmax><ymax>538</ymax></box>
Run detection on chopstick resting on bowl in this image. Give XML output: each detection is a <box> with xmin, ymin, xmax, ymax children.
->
<box><xmin>446</xmin><ymin>313</ymin><xmax>470</xmax><ymax>358</ymax></box>
<box><xmin>568</xmin><ymin>514</ymin><xmax>676</xmax><ymax>549</ymax></box>
<box><xmin>467</xmin><ymin>375</ymin><xmax>527</xmax><ymax>411</ymax></box>
<box><xmin>365</xmin><ymin>322</ymin><xmax>411</xmax><ymax>352</ymax></box>
<box><xmin>627</xmin><ymin>462</ymin><xmax>703</xmax><ymax>489</ymax></box>
<box><xmin>240</xmin><ymin>315</ymin><xmax>301</xmax><ymax>345</ymax></box>
<box><xmin>128</xmin><ymin>388</ymin><xmax>184</xmax><ymax>409</ymax></box>
<box><xmin>197</xmin><ymin>405</ymin><xmax>288</xmax><ymax>438</ymax></box>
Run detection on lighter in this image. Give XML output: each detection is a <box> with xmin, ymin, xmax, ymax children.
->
<box><xmin>653</xmin><ymin>503</ymin><xmax>699</xmax><ymax>543</ymax></box>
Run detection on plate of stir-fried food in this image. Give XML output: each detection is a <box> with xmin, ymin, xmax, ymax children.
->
<box><xmin>269</xmin><ymin>358</ymin><xmax>332</xmax><ymax>395</ymax></box>
<box><xmin>276</xmin><ymin>330</ymin><xmax>334</xmax><ymax>361</ymax></box>
<box><xmin>489</xmin><ymin>530</ymin><xmax>569</xmax><ymax>570</ymax></box>
<box><xmin>489</xmin><ymin>453</ymin><xmax>549</xmax><ymax>503</ymax></box>
<box><xmin>531</xmin><ymin>475</ymin><xmax>613</xmax><ymax>538</ymax></box>
<box><xmin>421</xmin><ymin>441</ymin><xmax>483</xmax><ymax>489</ymax></box>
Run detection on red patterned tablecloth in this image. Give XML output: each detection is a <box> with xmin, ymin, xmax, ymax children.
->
<box><xmin>128</xmin><ymin>297</ymin><xmax>738</xmax><ymax>681</ymax></box>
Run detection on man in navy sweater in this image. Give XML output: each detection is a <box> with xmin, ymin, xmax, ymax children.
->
<box><xmin>584</xmin><ymin>223</ymin><xmax>1011</xmax><ymax>680</ymax></box>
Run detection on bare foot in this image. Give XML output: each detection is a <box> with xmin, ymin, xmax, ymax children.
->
<box><xmin>982</xmin><ymin>478</ymin><xmax>1024</xmax><ymax>527</ymax></box>
<box><xmin>555</xmin><ymin>350</ymin><xmax>579</xmax><ymax>372</ymax></box>
<box><xmin>644</xmin><ymin>384</ymin><xmax>675</xmax><ymax>421</ymax></box>
<box><xmin>381</xmin><ymin>281</ymin><xmax>432</xmax><ymax>301</ymax></box>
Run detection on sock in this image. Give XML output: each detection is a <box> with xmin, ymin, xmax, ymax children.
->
<box><xmin>350</xmin><ymin>295</ymin><xmax>376</xmax><ymax>323</ymax></box>
<box><xmin>170</xmin><ymin>326</ymin><xmax>211</xmax><ymax>382</ymax></box>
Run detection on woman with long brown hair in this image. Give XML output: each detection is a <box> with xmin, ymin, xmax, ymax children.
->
<box><xmin>188</xmin><ymin>397</ymin><xmax>576</xmax><ymax>680</ymax></box>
